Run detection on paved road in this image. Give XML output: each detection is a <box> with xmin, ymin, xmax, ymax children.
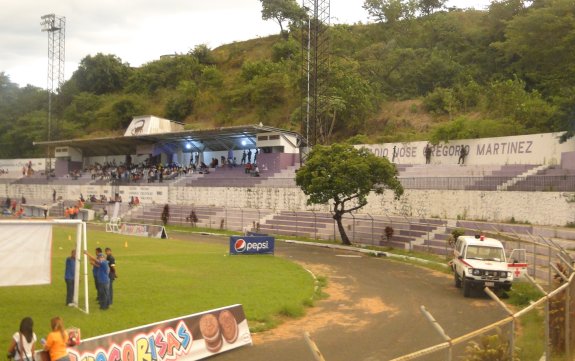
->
<box><xmin>173</xmin><ymin>234</ymin><xmax>509</xmax><ymax>361</ymax></box>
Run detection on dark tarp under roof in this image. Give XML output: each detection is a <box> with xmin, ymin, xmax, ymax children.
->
<box><xmin>33</xmin><ymin>125</ymin><xmax>304</xmax><ymax>157</ymax></box>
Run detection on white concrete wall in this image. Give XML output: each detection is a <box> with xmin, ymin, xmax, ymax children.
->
<box><xmin>360</xmin><ymin>132</ymin><xmax>575</xmax><ymax>166</ymax></box>
<box><xmin>0</xmin><ymin>158</ymin><xmax>49</xmax><ymax>174</ymax></box>
<box><xmin>3</xmin><ymin>183</ymin><xmax>574</xmax><ymax>226</ymax></box>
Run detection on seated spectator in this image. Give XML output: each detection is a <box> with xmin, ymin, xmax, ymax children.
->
<box><xmin>199</xmin><ymin>162</ymin><xmax>209</xmax><ymax>174</ymax></box>
<box><xmin>15</xmin><ymin>207</ymin><xmax>24</xmax><ymax>218</ymax></box>
<box><xmin>252</xmin><ymin>165</ymin><xmax>260</xmax><ymax>177</ymax></box>
<box><xmin>244</xmin><ymin>163</ymin><xmax>252</xmax><ymax>174</ymax></box>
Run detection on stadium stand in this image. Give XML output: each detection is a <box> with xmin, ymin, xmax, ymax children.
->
<box><xmin>506</xmin><ymin>165</ymin><xmax>575</xmax><ymax>191</ymax></box>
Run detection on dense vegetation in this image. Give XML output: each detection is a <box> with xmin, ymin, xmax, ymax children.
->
<box><xmin>1</xmin><ymin>0</ymin><xmax>574</xmax><ymax>158</ymax></box>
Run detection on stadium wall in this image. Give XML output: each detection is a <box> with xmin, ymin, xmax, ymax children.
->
<box><xmin>3</xmin><ymin>183</ymin><xmax>575</xmax><ymax>227</ymax></box>
<box><xmin>361</xmin><ymin>132</ymin><xmax>575</xmax><ymax>166</ymax></box>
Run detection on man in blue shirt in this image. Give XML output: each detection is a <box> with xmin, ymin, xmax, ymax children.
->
<box><xmin>65</xmin><ymin>249</ymin><xmax>76</xmax><ymax>306</ymax></box>
<box><xmin>91</xmin><ymin>247</ymin><xmax>102</xmax><ymax>300</ymax></box>
<box><xmin>95</xmin><ymin>253</ymin><xmax>110</xmax><ymax>310</ymax></box>
<box><xmin>85</xmin><ymin>249</ymin><xmax>110</xmax><ymax>310</ymax></box>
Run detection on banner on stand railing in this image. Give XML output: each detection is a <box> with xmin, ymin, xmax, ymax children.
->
<box><xmin>67</xmin><ymin>304</ymin><xmax>251</xmax><ymax>361</ymax></box>
<box><xmin>119</xmin><ymin>222</ymin><xmax>168</xmax><ymax>238</ymax></box>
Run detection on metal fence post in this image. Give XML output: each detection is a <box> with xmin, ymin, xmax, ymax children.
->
<box><xmin>294</xmin><ymin>210</ymin><xmax>298</xmax><ymax>237</ymax></box>
<box><xmin>533</xmin><ymin>241</ymin><xmax>537</xmax><ymax>281</ymax></box>
<box><xmin>368</xmin><ymin>213</ymin><xmax>374</xmax><ymax>246</ymax></box>
<box><xmin>568</xmin><ymin>279</ymin><xmax>572</xmax><ymax>360</ymax></box>
<box><xmin>351</xmin><ymin>213</ymin><xmax>356</xmax><ymax>242</ymax></box>
<box><xmin>484</xmin><ymin>287</ymin><xmax>515</xmax><ymax>359</ymax></box>
<box><xmin>312</xmin><ymin>210</ymin><xmax>317</xmax><ymax>240</ymax></box>
<box><xmin>420</xmin><ymin>306</ymin><xmax>452</xmax><ymax>361</ymax></box>
<box><xmin>549</xmin><ymin>245</ymin><xmax>552</xmax><ymax>287</ymax></box>
<box><xmin>525</xmin><ymin>274</ymin><xmax>550</xmax><ymax>359</ymax></box>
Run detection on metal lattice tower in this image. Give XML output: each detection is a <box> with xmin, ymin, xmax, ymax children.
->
<box><xmin>41</xmin><ymin>14</ymin><xmax>65</xmax><ymax>177</ymax></box>
<box><xmin>301</xmin><ymin>0</ymin><xmax>330</xmax><ymax>147</ymax></box>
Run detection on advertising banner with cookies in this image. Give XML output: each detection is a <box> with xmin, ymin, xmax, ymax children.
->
<box><xmin>66</xmin><ymin>304</ymin><xmax>252</xmax><ymax>361</ymax></box>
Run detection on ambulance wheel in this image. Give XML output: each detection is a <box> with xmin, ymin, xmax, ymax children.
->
<box><xmin>463</xmin><ymin>278</ymin><xmax>471</xmax><ymax>298</ymax></box>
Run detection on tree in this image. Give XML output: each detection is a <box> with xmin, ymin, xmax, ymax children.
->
<box><xmin>296</xmin><ymin>143</ymin><xmax>403</xmax><ymax>245</ymax></box>
<box><xmin>363</xmin><ymin>0</ymin><xmax>417</xmax><ymax>24</ymax></box>
<box><xmin>161</xmin><ymin>204</ymin><xmax>170</xmax><ymax>226</ymax></box>
<box><xmin>259</xmin><ymin>0</ymin><xmax>305</xmax><ymax>34</ymax></box>
<box><xmin>189</xmin><ymin>44</ymin><xmax>216</xmax><ymax>65</ymax></box>
<box><xmin>493</xmin><ymin>0</ymin><xmax>575</xmax><ymax>97</ymax></box>
<box><xmin>72</xmin><ymin>53</ymin><xmax>131</xmax><ymax>95</ymax></box>
<box><xmin>418</xmin><ymin>0</ymin><xmax>446</xmax><ymax>15</ymax></box>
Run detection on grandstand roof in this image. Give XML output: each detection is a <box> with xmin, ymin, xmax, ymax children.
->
<box><xmin>33</xmin><ymin>124</ymin><xmax>304</xmax><ymax>157</ymax></box>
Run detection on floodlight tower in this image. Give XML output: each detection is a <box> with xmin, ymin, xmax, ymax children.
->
<box><xmin>301</xmin><ymin>0</ymin><xmax>330</xmax><ymax>148</ymax></box>
<box><xmin>41</xmin><ymin>13</ymin><xmax>65</xmax><ymax>177</ymax></box>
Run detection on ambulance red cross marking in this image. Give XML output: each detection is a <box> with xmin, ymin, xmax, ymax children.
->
<box><xmin>514</xmin><ymin>268</ymin><xmax>521</xmax><ymax>277</ymax></box>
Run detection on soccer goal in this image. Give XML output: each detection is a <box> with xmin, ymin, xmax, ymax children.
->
<box><xmin>0</xmin><ymin>219</ymin><xmax>90</xmax><ymax>314</ymax></box>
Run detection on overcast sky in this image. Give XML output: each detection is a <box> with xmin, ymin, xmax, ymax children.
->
<box><xmin>0</xmin><ymin>0</ymin><xmax>491</xmax><ymax>89</ymax></box>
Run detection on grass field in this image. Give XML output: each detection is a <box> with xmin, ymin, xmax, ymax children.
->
<box><xmin>0</xmin><ymin>225</ymin><xmax>315</xmax><ymax>352</ymax></box>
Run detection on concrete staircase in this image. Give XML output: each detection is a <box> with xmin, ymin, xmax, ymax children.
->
<box><xmin>497</xmin><ymin>164</ymin><xmax>549</xmax><ymax>190</ymax></box>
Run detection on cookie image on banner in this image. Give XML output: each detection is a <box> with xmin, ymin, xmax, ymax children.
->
<box><xmin>199</xmin><ymin>313</ymin><xmax>223</xmax><ymax>353</ymax></box>
<box><xmin>218</xmin><ymin>309</ymin><xmax>239</xmax><ymax>344</ymax></box>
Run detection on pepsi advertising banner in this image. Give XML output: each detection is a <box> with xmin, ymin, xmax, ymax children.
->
<box><xmin>230</xmin><ymin>236</ymin><xmax>275</xmax><ymax>255</ymax></box>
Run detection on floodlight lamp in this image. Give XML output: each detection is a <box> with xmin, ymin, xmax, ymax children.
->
<box><xmin>40</xmin><ymin>14</ymin><xmax>57</xmax><ymax>32</ymax></box>
<box><xmin>185</xmin><ymin>143</ymin><xmax>192</xmax><ymax>150</ymax></box>
<box><xmin>241</xmin><ymin>140</ymin><xmax>247</xmax><ymax>146</ymax></box>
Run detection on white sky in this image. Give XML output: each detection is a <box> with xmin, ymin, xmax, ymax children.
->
<box><xmin>0</xmin><ymin>0</ymin><xmax>491</xmax><ymax>89</ymax></box>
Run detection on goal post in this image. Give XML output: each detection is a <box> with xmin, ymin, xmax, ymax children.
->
<box><xmin>0</xmin><ymin>219</ymin><xmax>90</xmax><ymax>314</ymax></box>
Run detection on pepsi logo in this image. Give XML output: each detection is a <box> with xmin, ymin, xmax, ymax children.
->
<box><xmin>234</xmin><ymin>239</ymin><xmax>246</xmax><ymax>252</ymax></box>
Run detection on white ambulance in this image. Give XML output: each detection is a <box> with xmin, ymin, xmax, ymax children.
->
<box><xmin>452</xmin><ymin>235</ymin><xmax>524</xmax><ymax>297</ymax></box>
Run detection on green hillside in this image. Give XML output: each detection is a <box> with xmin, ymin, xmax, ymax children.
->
<box><xmin>1</xmin><ymin>0</ymin><xmax>574</xmax><ymax>158</ymax></box>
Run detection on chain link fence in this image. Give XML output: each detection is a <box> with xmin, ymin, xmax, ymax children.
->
<box><xmin>116</xmin><ymin>204</ymin><xmax>575</xmax><ymax>360</ymax></box>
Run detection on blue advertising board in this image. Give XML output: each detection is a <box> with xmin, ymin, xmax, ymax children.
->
<box><xmin>229</xmin><ymin>236</ymin><xmax>275</xmax><ymax>255</ymax></box>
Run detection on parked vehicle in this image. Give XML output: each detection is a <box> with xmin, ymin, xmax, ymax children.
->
<box><xmin>451</xmin><ymin>235</ymin><xmax>524</xmax><ymax>297</ymax></box>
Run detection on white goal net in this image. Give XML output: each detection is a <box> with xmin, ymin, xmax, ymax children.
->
<box><xmin>0</xmin><ymin>219</ymin><xmax>90</xmax><ymax>313</ymax></box>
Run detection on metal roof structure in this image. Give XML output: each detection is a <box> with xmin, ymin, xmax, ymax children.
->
<box><xmin>33</xmin><ymin>124</ymin><xmax>304</xmax><ymax>157</ymax></box>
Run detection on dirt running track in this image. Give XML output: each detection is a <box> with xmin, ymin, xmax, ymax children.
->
<box><xmin>184</xmin><ymin>233</ymin><xmax>507</xmax><ymax>361</ymax></box>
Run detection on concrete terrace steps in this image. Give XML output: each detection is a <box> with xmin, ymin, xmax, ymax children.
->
<box><xmin>398</xmin><ymin>164</ymin><xmax>504</xmax><ymax>178</ymax></box>
<box><xmin>125</xmin><ymin>204</ymin><xmax>225</xmax><ymax>227</ymax></box>
<box><xmin>257</xmin><ymin>211</ymin><xmax>448</xmax><ymax>249</ymax></box>
<box><xmin>498</xmin><ymin>164</ymin><xmax>549</xmax><ymax>191</ymax></box>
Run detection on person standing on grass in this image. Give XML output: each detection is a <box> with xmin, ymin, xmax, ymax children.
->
<box><xmin>105</xmin><ymin>247</ymin><xmax>117</xmax><ymax>305</ymax></box>
<box><xmin>86</xmin><ymin>248</ymin><xmax>103</xmax><ymax>302</ymax></box>
<box><xmin>64</xmin><ymin>250</ymin><xmax>75</xmax><ymax>306</ymax></box>
<box><xmin>85</xmin><ymin>251</ymin><xmax>110</xmax><ymax>310</ymax></box>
